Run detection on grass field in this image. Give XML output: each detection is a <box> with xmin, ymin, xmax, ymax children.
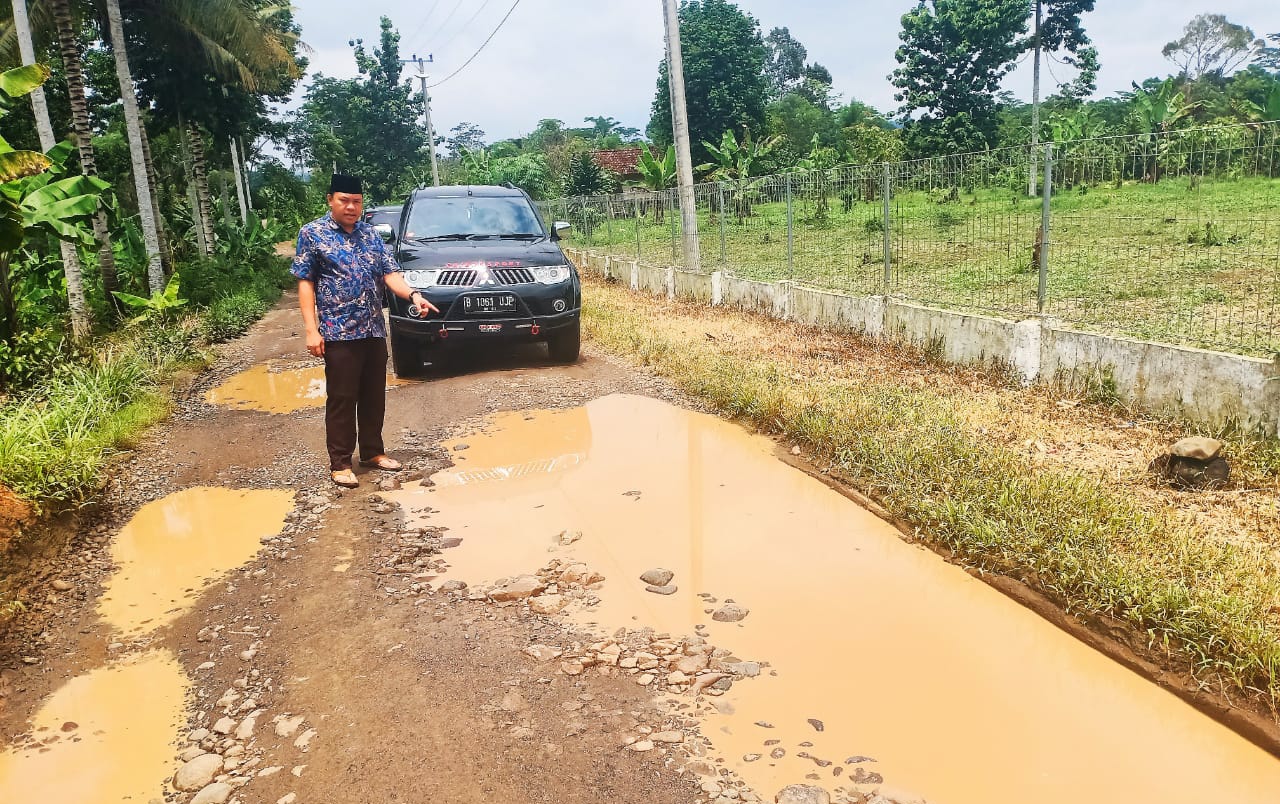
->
<box><xmin>557</xmin><ymin>175</ymin><xmax>1280</xmax><ymax>356</ymax></box>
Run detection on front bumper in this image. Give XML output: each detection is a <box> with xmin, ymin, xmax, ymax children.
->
<box><xmin>387</xmin><ymin>281</ymin><xmax>581</xmax><ymax>343</ymax></box>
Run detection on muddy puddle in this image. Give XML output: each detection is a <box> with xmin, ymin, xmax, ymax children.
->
<box><xmin>0</xmin><ymin>650</ymin><xmax>188</xmax><ymax>803</ymax></box>
<box><xmin>98</xmin><ymin>487</ymin><xmax>294</xmax><ymax>637</ymax></box>
<box><xmin>390</xmin><ymin>394</ymin><xmax>1280</xmax><ymax>804</ymax></box>
<box><xmin>205</xmin><ymin>361</ymin><xmax>406</xmax><ymax>414</ymax></box>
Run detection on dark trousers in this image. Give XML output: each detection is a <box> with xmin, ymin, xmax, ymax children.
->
<box><xmin>323</xmin><ymin>337</ymin><xmax>387</xmax><ymax>471</ymax></box>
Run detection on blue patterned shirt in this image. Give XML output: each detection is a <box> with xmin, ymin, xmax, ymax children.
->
<box><xmin>291</xmin><ymin>213</ymin><xmax>400</xmax><ymax>341</ymax></box>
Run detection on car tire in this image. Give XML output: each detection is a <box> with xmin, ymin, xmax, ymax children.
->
<box><xmin>389</xmin><ymin>331</ymin><xmax>423</xmax><ymax>378</ymax></box>
<box><xmin>546</xmin><ymin>321</ymin><xmax>581</xmax><ymax>363</ymax></box>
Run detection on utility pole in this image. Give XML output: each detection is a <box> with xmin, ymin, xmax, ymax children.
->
<box><xmin>1028</xmin><ymin>0</ymin><xmax>1042</xmax><ymax>197</ymax></box>
<box><xmin>403</xmin><ymin>54</ymin><xmax>440</xmax><ymax>186</ymax></box>
<box><xmin>662</xmin><ymin>0</ymin><xmax>700</xmax><ymax>271</ymax></box>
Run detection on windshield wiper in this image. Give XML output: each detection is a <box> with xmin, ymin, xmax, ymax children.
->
<box><xmin>413</xmin><ymin>233</ymin><xmax>472</xmax><ymax>242</ymax></box>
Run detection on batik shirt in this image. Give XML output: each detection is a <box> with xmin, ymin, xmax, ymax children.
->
<box><xmin>291</xmin><ymin>212</ymin><xmax>399</xmax><ymax>341</ymax></box>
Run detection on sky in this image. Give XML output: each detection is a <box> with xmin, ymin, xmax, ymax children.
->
<box><xmin>282</xmin><ymin>0</ymin><xmax>1280</xmax><ymax>146</ymax></box>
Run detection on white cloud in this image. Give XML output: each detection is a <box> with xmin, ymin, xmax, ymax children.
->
<box><xmin>282</xmin><ymin>0</ymin><xmax>1280</xmax><ymax>145</ymax></box>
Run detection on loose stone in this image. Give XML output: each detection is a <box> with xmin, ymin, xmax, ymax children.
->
<box><xmin>211</xmin><ymin>717</ymin><xmax>236</xmax><ymax>735</ymax></box>
<box><xmin>774</xmin><ymin>784</ymin><xmax>831</xmax><ymax>804</ymax></box>
<box><xmin>190</xmin><ymin>782</ymin><xmax>233</xmax><ymax>804</ymax></box>
<box><xmin>645</xmin><ymin>584</ymin><xmax>678</xmax><ymax>595</ymax></box>
<box><xmin>640</xmin><ymin>568</ymin><xmax>675</xmax><ymax>586</ymax></box>
<box><xmin>712</xmin><ymin>603</ymin><xmax>749</xmax><ymax>622</ymax></box>
<box><xmin>174</xmin><ymin>754</ymin><xmax>224</xmax><ymax>792</ymax></box>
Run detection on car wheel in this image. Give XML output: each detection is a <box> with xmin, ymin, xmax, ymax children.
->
<box><xmin>390</xmin><ymin>330</ymin><xmax>423</xmax><ymax>378</ymax></box>
<box><xmin>546</xmin><ymin>321</ymin><xmax>581</xmax><ymax>363</ymax></box>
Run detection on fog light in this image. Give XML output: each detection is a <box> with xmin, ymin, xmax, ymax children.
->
<box><xmin>553</xmin><ymin>299</ymin><xmax>566</xmax><ymax>312</ymax></box>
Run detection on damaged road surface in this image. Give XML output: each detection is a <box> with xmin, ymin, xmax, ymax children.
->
<box><xmin>2</xmin><ymin>298</ymin><xmax>1280</xmax><ymax>804</ymax></box>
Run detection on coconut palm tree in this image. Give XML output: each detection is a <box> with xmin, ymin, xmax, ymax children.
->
<box><xmin>103</xmin><ymin>0</ymin><xmax>163</xmax><ymax>293</ymax></box>
<box><xmin>9</xmin><ymin>0</ymin><xmax>91</xmax><ymax>336</ymax></box>
<box><xmin>46</xmin><ymin>0</ymin><xmax>120</xmax><ymax>299</ymax></box>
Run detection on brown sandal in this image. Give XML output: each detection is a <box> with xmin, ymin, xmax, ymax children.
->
<box><xmin>360</xmin><ymin>455</ymin><xmax>402</xmax><ymax>471</ymax></box>
<box><xmin>331</xmin><ymin>469</ymin><xmax>359</xmax><ymax>488</ymax></box>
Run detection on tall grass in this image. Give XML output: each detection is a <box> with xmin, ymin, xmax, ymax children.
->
<box><xmin>583</xmin><ymin>281</ymin><xmax>1280</xmax><ymax>703</ymax></box>
<box><xmin>0</xmin><ymin>320</ymin><xmax>209</xmax><ymax>507</ymax></box>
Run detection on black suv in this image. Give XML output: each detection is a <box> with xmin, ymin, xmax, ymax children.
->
<box><xmin>376</xmin><ymin>185</ymin><xmax>581</xmax><ymax>376</ymax></box>
<box><xmin>362</xmin><ymin>204</ymin><xmax>401</xmax><ymax>229</ymax></box>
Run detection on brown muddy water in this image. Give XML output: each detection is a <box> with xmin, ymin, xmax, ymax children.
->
<box><xmin>98</xmin><ymin>487</ymin><xmax>294</xmax><ymax>636</ymax></box>
<box><xmin>390</xmin><ymin>394</ymin><xmax>1280</xmax><ymax>804</ymax></box>
<box><xmin>204</xmin><ymin>361</ymin><xmax>406</xmax><ymax>414</ymax></box>
<box><xmin>0</xmin><ymin>650</ymin><xmax>188</xmax><ymax>802</ymax></box>
<box><xmin>2</xmin><ymin>487</ymin><xmax>294</xmax><ymax>798</ymax></box>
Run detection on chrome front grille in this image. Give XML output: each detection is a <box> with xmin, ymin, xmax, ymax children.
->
<box><xmin>437</xmin><ymin>269</ymin><xmax>477</xmax><ymax>286</ymax></box>
<box><xmin>492</xmin><ymin>268</ymin><xmax>535</xmax><ymax>285</ymax></box>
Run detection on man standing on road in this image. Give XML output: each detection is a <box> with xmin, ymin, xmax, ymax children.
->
<box><xmin>292</xmin><ymin>174</ymin><xmax>438</xmax><ymax>488</ymax></box>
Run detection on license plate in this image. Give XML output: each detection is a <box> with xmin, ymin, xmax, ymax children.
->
<box><xmin>462</xmin><ymin>293</ymin><xmax>517</xmax><ymax>315</ymax></box>
<box><xmin>479</xmin><ymin>323</ymin><xmax>503</xmax><ymax>333</ymax></box>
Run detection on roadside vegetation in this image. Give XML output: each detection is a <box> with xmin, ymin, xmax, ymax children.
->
<box><xmin>582</xmin><ymin>274</ymin><xmax>1280</xmax><ymax>705</ymax></box>
<box><xmin>0</xmin><ymin>5</ymin><xmax>306</xmax><ymax>519</ymax></box>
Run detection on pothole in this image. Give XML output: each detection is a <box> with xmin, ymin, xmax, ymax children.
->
<box><xmin>0</xmin><ymin>650</ymin><xmax>188</xmax><ymax>803</ymax></box>
<box><xmin>97</xmin><ymin>487</ymin><xmax>294</xmax><ymax>637</ymax></box>
<box><xmin>204</xmin><ymin>361</ymin><xmax>407</xmax><ymax>414</ymax></box>
<box><xmin>389</xmin><ymin>393</ymin><xmax>1280</xmax><ymax>804</ymax></box>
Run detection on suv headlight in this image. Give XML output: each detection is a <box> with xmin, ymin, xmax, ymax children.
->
<box><xmin>403</xmin><ymin>269</ymin><xmax>439</xmax><ymax>287</ymax></box>
<box><xmin>532</xmin><ymin>265</ymin><xmax>571</xmax><ymax>285</ymax></box>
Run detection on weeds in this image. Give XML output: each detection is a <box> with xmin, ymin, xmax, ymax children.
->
<box><xmin>0</xmin><ymin>281</ymin><xmax>277</xmax><ymax>509</ymax></box>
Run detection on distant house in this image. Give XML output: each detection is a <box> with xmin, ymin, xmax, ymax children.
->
<box><xmin>591</xmin><ymin>147</ymin><xmax>643</xmax><ymax>183</ymax></box>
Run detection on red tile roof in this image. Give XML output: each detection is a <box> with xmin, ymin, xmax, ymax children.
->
<box><xmin>592</xmin><ymin>147</ymin><xmax>643</xmax><ymax>176</ymax></box>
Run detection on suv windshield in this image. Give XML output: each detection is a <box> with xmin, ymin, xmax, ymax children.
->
<box><xmin>405</xmin><ymin>196</ymin><xmax>544</xmax><ymax>240</ymax></box>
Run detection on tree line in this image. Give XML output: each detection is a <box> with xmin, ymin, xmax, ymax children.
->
<box><xmin>0</xmin><ymin>0</ymin><xmax>307</xmax><ymax>387</ymax></box>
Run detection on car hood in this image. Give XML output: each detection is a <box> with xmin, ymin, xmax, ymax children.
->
<box><xmin>395</xmin><ymin>239</ymin><xmax>567</xmax><ymax>270</ymax></box>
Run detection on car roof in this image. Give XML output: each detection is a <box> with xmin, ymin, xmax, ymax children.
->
<box><xmin>410</xmin><ymin>185</ymin><xmax>526</xmax><ymax>200</ymax></box>
<box><xmin>367</xmin><ymin>205</ymin><xmax>400</xmax><ymax>213</ymax></box>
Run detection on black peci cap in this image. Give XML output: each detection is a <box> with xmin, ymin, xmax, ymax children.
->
<box><xmin>328</xmin><ymin>173</ymin><xmax>363</xmax><ymax>195</ymax></box>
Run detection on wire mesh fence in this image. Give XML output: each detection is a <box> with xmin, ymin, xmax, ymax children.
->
<box><xmin>540</xmin><ymin>121</ymin><xmax>1280</xmax><ymax>356</ymax></box>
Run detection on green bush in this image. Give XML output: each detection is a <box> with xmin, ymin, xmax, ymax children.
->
<box><xmin>0</xmin><ymin>327</ymin><xmax>65</xmax><ymax>392</ymax></box>
<box><xmin>180</xmin><ymin>254</ymin><xmax>291</xmax><ymax>308</ymax></box>
<box><xmin>202</xmin><ymin>291</ymin><xmax>271</xmax><ymax>342</ymax></box>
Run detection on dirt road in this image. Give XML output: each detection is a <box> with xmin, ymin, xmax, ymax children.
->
<box><xmin>0</xmin><ymin>299</ymin><xmax>733</xmax><ymax>804</ymax></box>
<box><xmin>5</xmin><ymin>291</ymin><xmax>1280</xmax><ymax>804</ymax></box>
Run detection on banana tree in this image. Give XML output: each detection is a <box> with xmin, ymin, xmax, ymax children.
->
<box><xmin>635</xmin><ymin>143</ymin><xmax>675</xmax><ymax>223</ymax></box>
<box><xmin>0</xmin><ymin>142</ymin><xmax>109</xmax><ymax>343</ymax></box>
<box><xmin>697</xmin><ymin>130</ymin><xmax>781</xmax><ymax>221</ymax></box>
<box><xmin>1127</xmin><ymin>79</ymin><xmax>1197</xmax><ymax>183</ymax></box>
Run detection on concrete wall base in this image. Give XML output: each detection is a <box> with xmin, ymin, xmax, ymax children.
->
<box><xmin>566</xmin><ymin>248</ymin><xmax>1279</xmax><ymax>435</ymax></box>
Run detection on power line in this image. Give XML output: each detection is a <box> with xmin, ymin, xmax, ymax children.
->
<box><xmin>405</xmin><ymin>0</ymin><xmax>444</xmax><ymax>45</ymax></box>
<box><xmin>435</xmin><ymin>0</ymin><xmax>499</xmax><ymax>52</ymax></box>
<box><xmin>429</xmin><ymin>0</ymin><xmax>523</xmax><ymax>88</ymax></box>
<box><xmin>421</xmin><ymin>0</ymin><xmax>468</xmax><ymax>52</ymax></box>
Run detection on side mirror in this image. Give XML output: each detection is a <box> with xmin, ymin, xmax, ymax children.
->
<box><xmin>551</xmin><ymin>221</ymin><xmax>571</xmax><ymax>241</ymax></box>
<box><xmin>374</xmin><ymin>223</ymin><xmax>395</xmax><ymax>243</ymax></box>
